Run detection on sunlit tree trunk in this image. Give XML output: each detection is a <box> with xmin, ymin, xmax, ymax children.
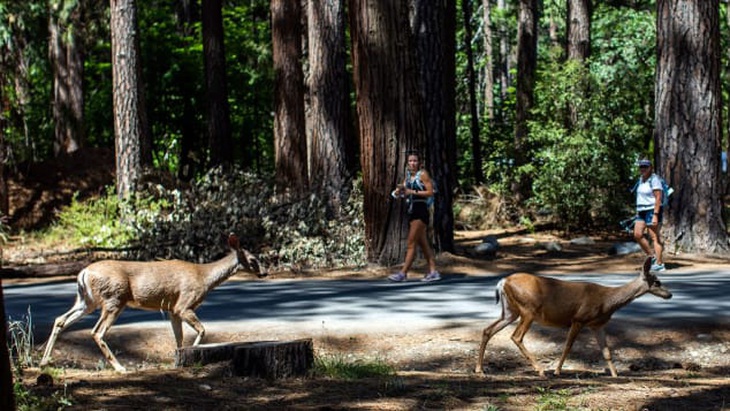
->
<box><xmin>110</xmin><ymin>0</ymin><xmax>149</xmax><ymax>198</ymax></box>
<box><xmin>349</xmin><ymin>0</ymin><xmax>424</xmax><ymax>265</ymax></box>
<box><xmin>655</xmin><ymin>0</ymin><xmax>728</xmax><ymax>253</ymax></box>
<box><xmin>202</xmin><ymin>0</ymin><xmax>233</xmax><ymax>168</ymax></box>
<box><xmin>567</xmin><ymin>0</ymin><xmax>591</xmax><ymax>61</ymax></box>
<box><xmin>49</xmin><ymin>0</ymin><xmax>85</xmax><ymax>156</ymax></box>
<box><xmin>482</xmin><ymin>0</ymin><xmax>494</xmax><ymax>120</ymax></box>
<box><xmin>272</xmin><ymin>0</ymin><xmax>308</xmax><ymax>192</ymax></box>
<box><xmin>307</xmin><ymin>0</ymin><xmax>353</xmax><ymax>212</ymax></box>
<box><xmin>412</xmin><ymin>0</ymin><xmax>457</xmax><ymax>253</ymax></box>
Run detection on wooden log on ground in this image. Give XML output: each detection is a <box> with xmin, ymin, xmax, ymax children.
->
<box><xmin>175</xmin><ymin>341</ymin><xmax>275</xmax><ymax>367</ymax></box>
<box><xmin>232</xmin><ymin>339</ymin><xmax>313</xmax><ymax>379</ymax></box>
<box><xmin>175</xmin><ymin>339</ymin><xmax>314</xmax><ymax>379</ymax></box>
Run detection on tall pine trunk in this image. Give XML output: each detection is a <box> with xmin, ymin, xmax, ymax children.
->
<box><xmin>272</xmin><ymin>0</ymin><xmax>308</xmax><ymax>192</ymax></box>
<box><xmin>412</xmin><ymin>0</ymin><xmax>457</xmax><ymax>253</ymax></box>
<box><xmin>307</xmin><ymin>0</ymin><xmax>352</xmax><ymax>213</ymax></box>
<box><xmin>655</xmin><ymin>0</ymin><xmax>728</xmax><ymax>253</ymax></box>
<box><xmin>349</xmin><ymin>0</ymin><xmax>424</xmax><ymax>265</ymax></box>
<box><xmin>110</xmin><ymin>0</ymin><xmax>149</xmax><ymax>198</ymax></box>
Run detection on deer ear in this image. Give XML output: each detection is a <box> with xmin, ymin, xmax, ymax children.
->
<box><xmin>227</xmin><ymin>233</ymin><xmax>240</xmax><ymax>249</ymax></box>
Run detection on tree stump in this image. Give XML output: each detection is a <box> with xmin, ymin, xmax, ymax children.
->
<box><xmin>175</xmin><ymin>339</ymin><xmax>313</xmax><ymax>379</ymax></box>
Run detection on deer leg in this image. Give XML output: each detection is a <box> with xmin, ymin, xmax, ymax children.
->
<box><xmin>91</xmin><ymin>306</ymin><xmax>126</xmax><ymax>372</ymax></box>
<box><xmin>179</xmin><ymin>310</ymin><xmax>206</xmax><ymax>346</ymax></box>
<box><xmin>475</xmin><ymin>310</ymin><xmax>518</xmax><ymax>374</ymax></box>
<box><xmin>592</xmin><ymin>327</ymin><xmax>618</xmax><ymax>377</ymax></box>
<box><xmin>554</xmin><ymin>322</ymin><xmax>584</xmax><ymax>376</ymax></box>
<box><xmin>40</xmin><ymin>297</ymin><xmax>94</xmax><ymax>367</ymax></box>
<box><xmin>169</xmin><ymin>314</ymin><xmax>184</xmax><ymax>348</ymax></box>
<box><xmin>510</xmin><ymin>316</ymin><xmax>544</xmax><ymax>376</ymax></box>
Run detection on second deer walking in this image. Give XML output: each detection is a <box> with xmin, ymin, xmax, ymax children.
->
<box><xmin>475</xmin><ymin>256</ymin><xmax>672</xmax><ymax>377</ymax></box>
<box><xmin>40</xmin><ymin>233</ymin><xmax>267</xmax><ymax>372</ymax></box>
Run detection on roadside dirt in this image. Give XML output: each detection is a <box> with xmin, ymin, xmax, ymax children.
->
<box><xmin>6</xmin><ymin>230</ymin><xmax>730</xmax><ymax>411</ymax></box>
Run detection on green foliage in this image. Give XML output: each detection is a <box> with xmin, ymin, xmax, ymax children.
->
<box><xmin>46</xmin><ymin>187</ymin><xmax>137</xmax><ymax>248</ymax></box>
<box><xmin>535</xmin><ymin>387</ymin><xmax>572</xmax><ymax>410</ymax></box>
<box><xmin>519</xmin><ymin>5</ymin><xmax>656</xmax><ymax>230</ymax></box>
<box><xmin>45</xmin><ymin>168</ymin><xmax>365</xmax><ymax>270</ymax></box>
<box><xmin>313</xmin><ymin>354</ymin><xmax>395</xmax><ymax>379</ymax></box>
<box><xmin>14</xmin><ymin>380</ymin><xmax>74</xmax><ymax>411</ymax></box>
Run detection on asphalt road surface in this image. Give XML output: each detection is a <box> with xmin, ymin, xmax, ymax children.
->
<box><xmin>4</xmin><ymin>269</ymin><xmax>729</xmax><ymax>340</ymax></box>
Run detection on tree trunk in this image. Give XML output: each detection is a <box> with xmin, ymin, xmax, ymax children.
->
<box><xmin>272</xmin><ymin>0</ymin><xmax>308</xmax><ymax>192</ymax></box>
<box><xmin>202</xmin><ymin>0</ymin><xmax>233</xmax><ymax>168</ymax></box>
<box><xmin>461</xmin><ymin>0</ymin><xmax>483</xmax><ymax>186</ymax></box>
<box><xmin>49</xmin><ymin>0</ymin><xmax>85</xmax><ymax>156</ymax></box>
<box><xmin>482</xmin><ymin>0</ymin><xmax>494</xmax><ymax>120</ymax></box>
<box><xmin>412</xmin><ymin>0</ymin><xmax>457</xmax><ymax>253</ymax></box>
<box><xmin>110</xmin><ymin>0</ymin><xmax>148</xmax><ymax>198</ymax></box>
<box><xmin>566</xmin><ymin>0</ymin><xmax>591</xmax><ymax>129</ymax></box>
<box><xmin>0</xmin><ymin>74</ymin><xmax>7</xmax><ymax>218</ymax></box>
<box><xmin>566</xmin><ymin>0</ymin><xmax>591</xmax><ymax>61</ymax></box>
<box><xmin>512</xmin><ymin>0</ymin><xmax>538</xmax><ymax>203</ymax></box>
<box><xmin>0</xmin><ymin>280</ymin><xmax>15</xmax><ymax>411</ymax></box>
<box><xmin>349</xmin><ymin>0</ymin><xmax>425</xmax><ymax>265</ymax></box>
<box><xmin>497</xmin><ymin>0</ymin><xmax>510</xmax><ymax>115</ymax></box>
<box><xmin>176</xmin><ymin>339</ymin><xmax>314</xmax><ymax>379</ymax></box>
<box><xmin>307</xmin><ymin>0</ymin><xmax>353</xmax><ymax>213</ymax></box>
<box><xmin>655</xmin><ymin>0</ymin><xmax>728</xmax><ymax>253</ymax></box>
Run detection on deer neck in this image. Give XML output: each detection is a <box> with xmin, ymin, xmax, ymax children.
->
<box><xmin>203</xmin><ymin>252</ymin><xmax>240</xmax><ymax>289</ymax></box>
<box><xmin>603</xmin><ymin>276</ymin><xmax>646</xmax><ymax>313</ymax></box>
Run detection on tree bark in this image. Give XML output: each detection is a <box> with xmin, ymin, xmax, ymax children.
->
<box><xmin>566</xmin><ymin>0</ymin><xmax>591</xmax><ymax>61</ymax></box>
<box><xmin>202</xmin><ymin>0</ymin><xmax>233</xmax><ymax>168</ymax></box>
<box><xmin>307</xmin><ymin>0</ymin><xmax>353</xmax><ymax>213</ymax></box>
<box><xmin>349</xmin><ymin>0</ymin><xmax>425</xmax><ymax>265</ymax></box>
<box><xmin>49</xmin><ymin>0</ymin><xmax>85</xmax><ymax>156</ymax></box>
<box><xmin>496</xmin><ymin>0</ymin><xmax>510</xmax><ymax>114</ymax></box>
<box><xmin>272</xmin><ymin>0</ymin><xmax>308</xmax><ymax>192</ymax></box>
<box><xmin>111</xmin><ymin>0</ymin><xmax>148</xmax><ymax>198</ymax></box>
<box><xmin>512</xmin><ymin>0</ymin><xmax>538</xmax><ymax>203</ymax></box>
<box><xmin>412</xmin><ymin>0</ymin><xmax>457</xmax><ymax>253</ymax></box>
<box><xmin>176</xmin><ymin>339</ymin><xmax>314</xmax><ymax>379</ymax></box>
<box><xmin>655</xmin><ymin>0</ymin><xmax>728</xmax><ymax>253</ymax></box>
<box><xmin>482</xmin><ymin>0</ymin><xmax>494</xmax><ymax>120</ymax></box>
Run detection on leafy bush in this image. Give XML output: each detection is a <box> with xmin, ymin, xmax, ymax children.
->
<box><xmin>50</xmin><ymin>168</ymin><xmax>366</xmax><ymax>271</ymax></box>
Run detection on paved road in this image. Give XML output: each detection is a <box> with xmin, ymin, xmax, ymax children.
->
<box><xmin>4</xmin><ymin>270</ymin><xmax>730</xmax><ymax>339</ymax></box>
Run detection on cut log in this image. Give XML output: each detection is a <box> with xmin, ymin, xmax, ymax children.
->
<box><xmin>175</xmin><ymin>339</ymin><xmax>314</xmax><ymax>380</ymax></box>
<box><xmin>175</xmin><ymin>341</ymin><xmax>271</xmax><ymax>367</ymax></box>
<box><xmin>232</xmin><ymin>339</ymin><xmax>313</xmax><ymax>379</ymax></box>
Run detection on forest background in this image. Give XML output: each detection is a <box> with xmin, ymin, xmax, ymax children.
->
<box><xmin>0</xmin><ymin>0</ymin><xmax>729</xmax><ymax>271</ymax></box>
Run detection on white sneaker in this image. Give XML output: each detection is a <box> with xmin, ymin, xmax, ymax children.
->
<box><xmin>421</xmin><ymin>271</ymin><xmax>441</xmax><ymax>282</ymax></box>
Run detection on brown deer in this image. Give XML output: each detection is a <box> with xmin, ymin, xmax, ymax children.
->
<box><xmin>39</xmin><ymin>233</ymin><xmax>267</xmax><ymax>372</ymax></box>
<box><xmin>475</xmin><ymin>256</ymin><xmax>672</xmax><ymax>377</ymax></box>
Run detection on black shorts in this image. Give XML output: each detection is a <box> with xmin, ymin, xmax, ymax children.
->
<box><xmin>408</xmin><ymin>201</ymin><xmax>430</xmax><ymax>225</ymax></box>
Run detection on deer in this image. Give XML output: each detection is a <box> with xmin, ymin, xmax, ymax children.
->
<box><xmin>475</xmin><ymin>256</ymin><xmax>672</xmax><ymax>378</ymax></box>
<box><xmin>39</xmin><ymin>233</ymin><xmax>267</xmax><ymax>372</ymax></box>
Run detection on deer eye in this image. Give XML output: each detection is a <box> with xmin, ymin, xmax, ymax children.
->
<box><xmin>654</xmin><ymin>280</ymin><xmax>662</xmax><ymax>287</ymax></box>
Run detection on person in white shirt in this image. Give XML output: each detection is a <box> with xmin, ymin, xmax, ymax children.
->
<box><xmin>633</xmin><ymin>159</ymin><xmax>665</xmax><ymax>271</ymax></box>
